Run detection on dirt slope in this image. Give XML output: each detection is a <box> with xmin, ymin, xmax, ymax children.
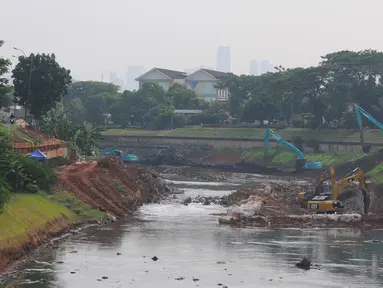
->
<box><xmin>55</xmin><ymin>157</ymin><xmax>169</xmax><ymax>216</ymax></box>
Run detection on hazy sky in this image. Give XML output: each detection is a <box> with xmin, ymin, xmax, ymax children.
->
<box><xmin>1</xmin><ymin>0</ymin><xmax>382</xmax><ymax>80</ymax></box>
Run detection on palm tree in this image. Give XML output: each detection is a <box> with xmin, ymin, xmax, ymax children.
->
<box><xmin>73</xmin><ymin>122</ymin><xmax>101</xmax><ymax>156</ymax></box>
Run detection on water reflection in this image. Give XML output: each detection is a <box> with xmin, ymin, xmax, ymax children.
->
<box><xmin>8</xmin><ymin>180</ymin><xmax>383</xmax><ymax>288</ymax></box>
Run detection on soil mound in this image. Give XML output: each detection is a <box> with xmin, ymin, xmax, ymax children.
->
<box><xmin>56</xmin><ymin>157</ymin><xmax>170</xmax><ymax>216</ymax></box>
<box><xmin>226</xmin><ymin>182</ymin><xmax>309</xmax><ymax>217</ymax></box>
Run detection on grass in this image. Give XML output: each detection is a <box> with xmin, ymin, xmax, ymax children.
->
<box><xmin>241</xmin><ymin>147</ymin><xmax>371</xmax><ymax>166</ymax></box>
<box><xmin>366</xmin><ymin>163</ymin><xmax>383</xmax><ymax>184</ymax></box>
<box><xmin>102</xmin><ymin>126</ymin><xmax>383</xmax><ymax>144</ymax></box>
<box><xmin>0</xmin><ymin>194</ymin><xmax>76</xmax><ymax>246</ymax></box>
<box><xmin>50</xmin><ymin>191</ymin><xmax>106</xmax><ymax>220</ymax></box>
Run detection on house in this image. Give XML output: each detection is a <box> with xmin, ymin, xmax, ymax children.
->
<box><xmin>135</xmin><ymin>67</ymin><xmax>230</xmax><ymax>102</ymax></box>
<box><xmin>184</xmin><ymin>68</ymin><xmax>229</xmax><ymax>102</ymax></box>
<box><xmin>135</xmin><ymin>68</ymin><xmax>188</xmax><ymax>91</ymax></box>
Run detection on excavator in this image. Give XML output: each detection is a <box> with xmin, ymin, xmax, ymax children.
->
<box><xmin>298</xmin><ymin>167</ymin><xmax>370</xmax><ymax>214</ymax></box>
<box><xmin>298</xmin><ymin>167</ymin><xmax>336</xmax><ymax>202</ymax></box>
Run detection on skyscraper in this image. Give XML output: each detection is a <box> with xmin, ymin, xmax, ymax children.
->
<box><xmin>249</xmin><ymin>59</ymin><xmax>259</xmax><ymax>76</ymax></box>
<box><xmin>109</xmin><ymin>72</ymin><xmax>124</xmax><ymax>89</ymax></box>
<box><xmin>125</xmin><ymin>66</ymin><xmax>144</xmax><ymax>91</ymax></box>
<box><xmin>216</xmin><ymin>46</ymin><xmax>231</xmax><ymax>73</ymax></box>
<box><xmin>260</xmin><ymin>60</ymin><xmax>275</xmax><ymax>74</ymax></box>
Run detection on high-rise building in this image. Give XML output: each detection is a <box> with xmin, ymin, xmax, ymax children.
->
<box><xmin>249</xmin><ymin>60</ymin><xmax>259</xmax><ymax>76</ymax></box>
<box><xmin>216</xmin><ymin>46</ymin><xmax>231</xmax><ymax>73</ymax></box>
<box><xmin>260</xmin><ymin>60</ymin><xmax>275</xmax><ymax>74</ymax></box>
<box><xmin>125</xmin><ymin>66</ymin><xmax>144</xmax><ymax>91</ymax></box>
<box><xmin>109</xmin><ymin>72</ymin><xmax>124</xmax><ymax>89</ymax></box>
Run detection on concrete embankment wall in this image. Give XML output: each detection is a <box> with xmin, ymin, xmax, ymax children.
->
<box><xmin>99</xmin><ymin>135</ymin><xmax>381</xmax><ymax>153</ymax></box>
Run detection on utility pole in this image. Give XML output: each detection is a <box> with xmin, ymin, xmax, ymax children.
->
<box><xmin>13</xmin><ymin>47</ymin><xmax>33</xmax><ymax>123</ymax></box>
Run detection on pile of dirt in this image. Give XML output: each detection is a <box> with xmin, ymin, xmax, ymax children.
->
<box><xmin>55</xmin><ymin>157</ymin><xmax>172</xmax><ymax>216</ymax></box>
<box><xmin>226</xmin><ymin>182</ymin><xmax>309</xmax><ymax>217</ymax></box>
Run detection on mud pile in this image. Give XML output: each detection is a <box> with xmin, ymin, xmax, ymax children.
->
<box><xmin>56</xmin><ymin>157</ymin><xmax>172</xmax><ymax>216</ymax></box>
<box><xmin>226</xmin><ymin>182</ymin><xmax>308</xmax><ymax>217</ymax></box>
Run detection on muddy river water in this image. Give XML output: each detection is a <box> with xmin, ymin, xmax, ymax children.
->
<box><xmin>9</xmin><ymin>176</ymin><xmax>383</xmax><ymax>288</ymax></box>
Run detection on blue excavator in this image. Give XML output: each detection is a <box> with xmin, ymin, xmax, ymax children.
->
<box><xmin>264</xmin><ymin>128</ymin><xmax>322</xmax><ymax>172</ymax></box>
<box><xmin>352</xmin><ymin>103</ymin><xmax>383</xmax><ymax>153</ymax></box>
<box><xmin>100</xmin><ymin>147</ymin><xmax>138</xmax><ymax>161</ymax></box>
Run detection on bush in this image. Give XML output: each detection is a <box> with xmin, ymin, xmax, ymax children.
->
<box><xmin>6</xmin><ymin>155</ymin><xmax>57</xmax><ymax>193</ymax></box>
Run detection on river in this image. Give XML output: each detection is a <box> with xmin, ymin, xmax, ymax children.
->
<box><xmin>8</xmin><ymin>176</ymin><xmax>383</xmax><ymax>288</ymax></box>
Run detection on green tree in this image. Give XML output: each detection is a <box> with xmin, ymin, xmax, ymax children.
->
<box><xmin>0</xmin><ymin>40</ymin><xmax>12</xmax><ymax>109</ymax></box>
<box><xmin>65</xmin><ymin>81</ymin><xmax>119</xmax><ymax>104</ymax></box>
<box><xmin>12</xmin><ymin>53</ymin><xmax>72</xmax><ymax>120</ymax></box>
<box><xmin>166</xmin><ymin>83</ymin><xmax>200</xmax><ymax>109</ymax></box>
<box><xmin>73</xmin><ymin>122</ymin><xmax>102</xmax><ymax>156</ymax></box>
<box><xmin>84</xmin><ymin>92</ymin><xmax>118</xmax><ymax>125</ymax></box>
<box><xmin>110</xmin><ymin>83</ymin><xmax>168</xmax><ymax>128</ymax></box>
<box><xmin>41</xmin><ymin>103</ymin><xmax>74</xmax><ymax>141</ymax></box>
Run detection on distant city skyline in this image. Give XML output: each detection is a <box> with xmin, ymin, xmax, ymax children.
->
<box><xmin>260</xmin><ymin>60</ymin><xmax>275</xmax><ymax>74</ymax></box>
<box><xmin>216</xmin><ymin>46</ymin><xmax>231</xmax><ymax>73</ymax></box>
<box><xmin>109</xmin><ymin>71</ymin><xmax>124</xmax><ymax>89</ymax></box>
<box><xmin>249</xmin><ymin>59</ymin><xmax>259</xmax><ymax>76</ymax></box>
<box><xmin>125</xmin><ymin>66</ymin><xmax>144</xmax><ymax>91</ymax></box>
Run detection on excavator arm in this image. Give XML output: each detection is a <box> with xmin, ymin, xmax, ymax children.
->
<box><xmin>353</xmin><ymin>103</ymin><xmax>383</xmax><ymax>152</ymax></box>
<box><xmin>332</xmin><ymin>167</ymin><xmax>370</xmax><ymax>214</ymax></box>
<box><xmin>307</xmin><ymin>167</ymin><xmax>370</xmax><ymax>214</ymax></box>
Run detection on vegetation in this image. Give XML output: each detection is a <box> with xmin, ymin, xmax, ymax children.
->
<box><xmin>217</xmin><ymin>50</ymin><xmax>383</xmax><ymax>129</ymax></box>
<box><xmin>0</xmin><ymin>124</ymin><xmax>58</xmax><ymax>210</ymax></box>
<box><xmin>0</xmin><ymin>194</ymin><xmax>76</xmax><ymax>246</ymax></box>
<box><xmin>12</xmin><ymin>53</ymin><xmax>72</xmax><ymax>120</ymax></box>
<box><xmin>366</xmin><ymin>163</ymin><xmax>383</xmax><ymax>184</ymax></box>
<box><xmin>50</xmin><ymin>191</ymin><xmax>106</xmax><ymax>220</ymax></box>
<box><xmin>241</xmin><ymin>147</ymin><xmax>370</xmax><ymax>167</ymax></box>
<box><xmin>41</xmin><ymin>103</ymin><xmax>101</xmax><ymax>156</ymax></box>
<box><xmin>0</xmin><ymin>40</ymin><xmax>12</xmax><ymax>109</ymax></box>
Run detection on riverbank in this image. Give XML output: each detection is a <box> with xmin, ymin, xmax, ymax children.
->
<box><xmin>102</xmin><ymin>127</ymin><xmax>383</xmax><ymax>144</ymax></box>
<box><xmin>5</xmin><ymin>165</ymin><xmax>383</xmax><ymax>287</ymax></box>
<box><xmin>0</xmin><ymin>157</ymin><xmax>173</xmax><ymax>283</ymax></box>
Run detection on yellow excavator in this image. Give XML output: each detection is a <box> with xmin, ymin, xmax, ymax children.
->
<box><xmin>298</xmin><ymin>167</ymin><xmax>336</xmax><ymax>202</ymax></box>
<box><xmin>298</xmin><ymin>167</ymin><xmax>370</xmax><ymax>214</ymax></box>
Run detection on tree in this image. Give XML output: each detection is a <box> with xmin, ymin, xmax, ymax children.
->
<box><xmin>166</xmin><ymin>83</ymin><xmax>201</xmax><ymax>109</ymax></box>
<box><xmin>84</xmin><ymin>93</ymin><xmax>117</xmax><ymax>125</ymax></box>
<box><xmin>73</xmin><ymin>122</ymin><xmax>102</xmax><ymax>156</ymax></box>
<box><xmin>110</xmin><ymin>83</ymin><xmax>168</xmax><ymax>128</ymax></box>
<box><xmin>65</xmin><ymin>81</ymin><xmax>119</xmax><ymax>104</ymax></box>
<box><xmin>0</xmin><ymin>40</ymin><xmax>12</xmax><ymax>109</ymax></box>
<box><xmin>12</xmin><ymin>53</ymin><xmax>72</xmax><ymax>120</ymax></box>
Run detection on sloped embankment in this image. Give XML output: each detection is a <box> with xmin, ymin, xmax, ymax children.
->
<box><xmin>1</xmin><ymin>157</ymin><xmax>171</xmax><ymax>275</ymax></box>
<box><xmin>55</xmin><ymin>157</ymin><xmax>171</xmax><ymax>216</ymax></box>
<box><xmin>0</xmin><ymin>195</ymin><xmax>77</xmax><ymax>272</ymax></box>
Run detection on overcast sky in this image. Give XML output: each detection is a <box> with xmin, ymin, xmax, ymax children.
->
<box><xmin>1</xmin><ymin>0</ymin><xmax>382</xmax><ymax>80</ymax></box>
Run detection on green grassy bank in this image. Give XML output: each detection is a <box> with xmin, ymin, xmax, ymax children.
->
<box><xmin>240</xmin><ymin>148</ymin><xmax>370</xmax><ymax>167</ymax></box>
<box><xmin>0</xmin><ymin>193</ymin><xmax>105</xmax><ymax>249</ymax></box>
<box><xmin>102</xmin><ymin>127</ymin><xmax>383</xmax><ymax>144</ymax></box>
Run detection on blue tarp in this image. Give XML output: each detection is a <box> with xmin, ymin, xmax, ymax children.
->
<box><xmin>30</xmin><ymin>149</ymin><xmax>49</xmax><ymax>161</ymax></box>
